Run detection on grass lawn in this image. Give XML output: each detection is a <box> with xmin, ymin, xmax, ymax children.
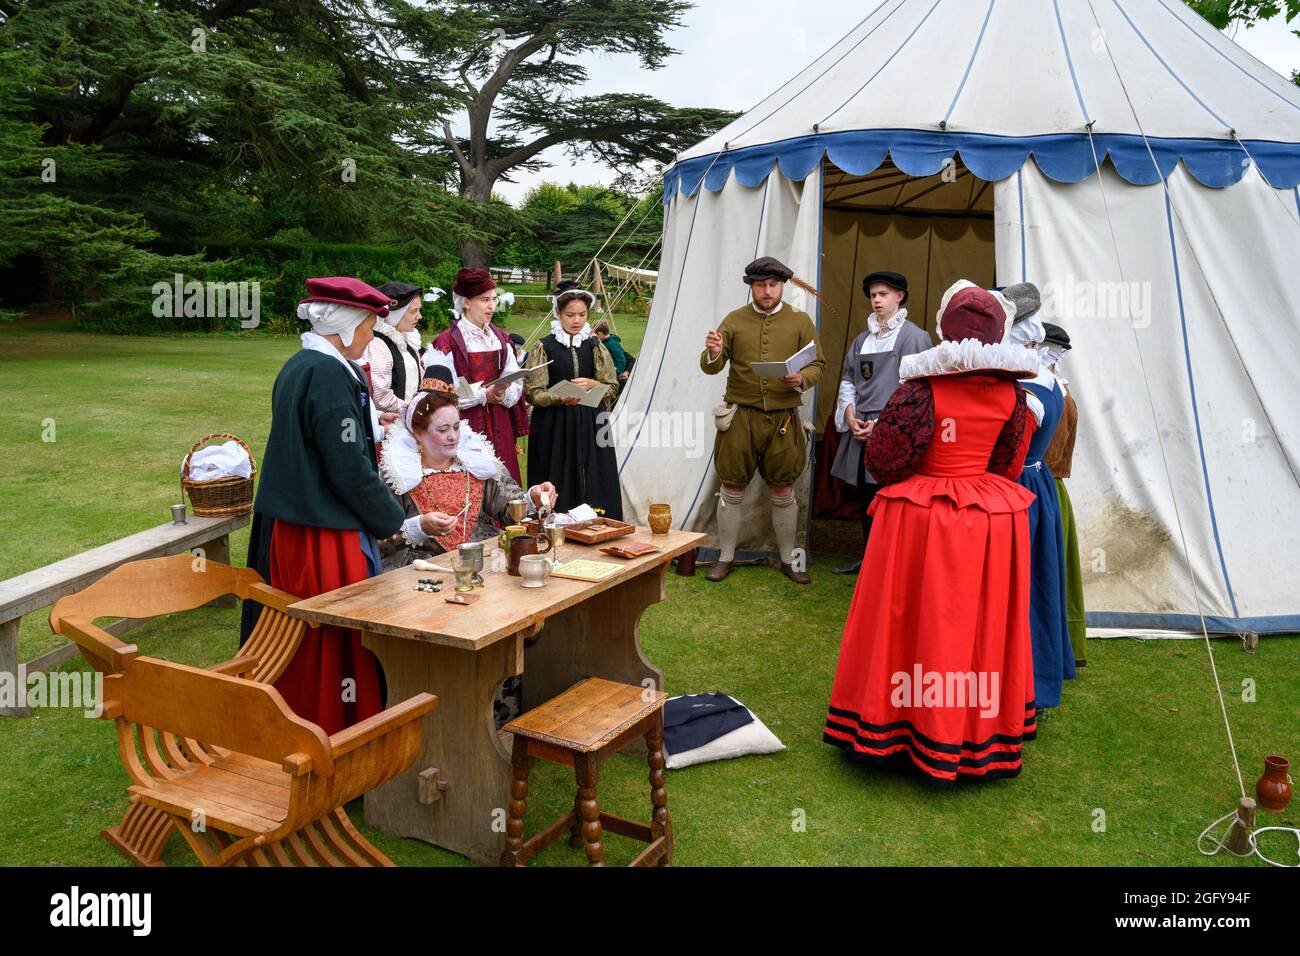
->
<box><xmin>1</xmin><ymin>320</ymin><xmax>1296</xmax><ymax>867</ymax></box>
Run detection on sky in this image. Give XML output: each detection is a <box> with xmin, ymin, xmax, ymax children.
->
<box><xmin>485</xmin><ymin>1</ymin><xmax>1300</xmax><ymax>205</ymax></box>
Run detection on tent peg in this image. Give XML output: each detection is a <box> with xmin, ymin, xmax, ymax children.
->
<box><xmin>1225</xmin><ymin>797</ymin><xmax>1256</xmax><ymax>855</ymax></box>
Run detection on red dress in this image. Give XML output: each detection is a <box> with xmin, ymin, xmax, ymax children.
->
<box><xmin>266</xmin><ymin>521</ymin><xmax>383</xmax><ymax>736</ymax></box>
<box><xmin>823</xmin><ymin>374</ymin><xmax>1039</xmax><ymax>785</ymax></box>
<box><xmin>432</xmin><ymin>325</ymin><xmax>529</xmax><ymax>484</ymax></box>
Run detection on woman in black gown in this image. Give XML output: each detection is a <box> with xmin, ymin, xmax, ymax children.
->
<box><xmin>524</xmin><ymin>280</ymin><xmax>623</xmax><ymax>519</ymax></box>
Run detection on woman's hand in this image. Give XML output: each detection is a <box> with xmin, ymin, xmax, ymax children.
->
<box><xmin>561</xmin><ymin>396</ymin><xmax>582</xmax><ymax>406</ymax></box>
<box><xmin>530</xmin><ymin>482</ymin><xmax>558</xmax><ymax>511</ymax></box>
<box><xmin>486</xmin><ymin>384</ymin><xmax>508</xmax><ymax>405</ymax></box>
<box><xmin>419</xmin><ymin>511</ymin><xmax>459</xmax><ymax>537</ymax></box>
<box><xmin>570</xmin><ymin>377</ymin><xmax>595</xmax><ymax>391</ymax></box>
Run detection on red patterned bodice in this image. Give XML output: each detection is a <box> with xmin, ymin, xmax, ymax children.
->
<box><xmin>409</xmin><ymin>470</ymin><xmax>486</xmax><ymax>552</ymax></box>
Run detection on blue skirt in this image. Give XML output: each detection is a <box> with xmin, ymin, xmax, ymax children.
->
<box><xmin>1019</xmin><ymin>460</ymin><xmax>1075</xmax><ymax>708</ymax></box>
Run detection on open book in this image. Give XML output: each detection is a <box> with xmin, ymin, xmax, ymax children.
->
<box><xmin>751</xmin><ymin>339</ymin><xmax>818</xmax><ymax>379</ymax></box>
<box><xmin>456</xmin><ymin>360</ymin><xmax>550</xmax><ymax>402</ymax></box>
<box><xmin>546</xmin><ymin>379</ymin><xmax>609</xmax><ymax>408</ymax></box>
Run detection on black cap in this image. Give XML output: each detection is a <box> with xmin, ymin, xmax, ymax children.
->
<box><xmin>863</xmin><ymin>271</ymin><xmax>908</xmax><ymax>304</ymax></box>
<box><xmin>743</xmin><ymin>256</ymin><xmax>794</xmax><ymax>285</ymax></box>
<box><xmin>1042</xmin><ymin>322</ymin><xmax>1072</xmax><ymax>350</ymax></box>
<box><xmin>376</xmin><ymin>281</ymin><xmax>422</xmax><ymax>310</ymax></box>
<box><xmin>422</xmin><ymin>365</ymin><xmax>455</xmax><ymax>387</ymax></box>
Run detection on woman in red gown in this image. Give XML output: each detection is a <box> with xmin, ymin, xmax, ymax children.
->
<box><xmin>823</xmin><ymin>281</ymin><xmax>1043</xmax><ymax>785</ymax></box>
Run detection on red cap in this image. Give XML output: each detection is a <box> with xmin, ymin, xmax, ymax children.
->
<box><xmin>939</xmin><ymin>287</ymin><xmax>1007</xmax><ymax>346</ymax></box>
<box><xmin>299</xmin><ymin>277</ymin><xmax>392</xmax><ymax>317</ymax></box>
<box><xmin>452</xmin><ymin>268</ymin><xmax>496</xmax><ymax>299</ymax></box>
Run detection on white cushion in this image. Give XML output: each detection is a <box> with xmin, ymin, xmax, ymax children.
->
<box><xmin>663</xmin><ymin>697</ymin><xmax>785</xmax><ymax>770</ymax></box>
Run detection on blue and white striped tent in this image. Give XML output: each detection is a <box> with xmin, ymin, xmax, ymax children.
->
<box><xmin>612</xmin><ymin>0</ymin><xmax>1300</xmax><ymax>634</ymax></box>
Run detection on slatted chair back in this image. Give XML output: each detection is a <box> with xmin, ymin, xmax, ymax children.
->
<box><xmin>49</xmin><ymin>554</ymin><xmax>305</xmax><ymax>682</ymax></box>
<box><xmin>103</xmin><ymin>657</ymin><xmax>333</xmax><ymax>776</ymax></box>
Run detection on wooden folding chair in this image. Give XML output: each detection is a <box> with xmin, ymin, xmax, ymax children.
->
<box><xmin>99</xmin><ymin>657</ymin><xmax>435</xmax><ymax>867</ymax></box>
<box><xmin>49</xmin><ymin>554</ymin><xmax>309</xmax><ymax>864</ymax></box>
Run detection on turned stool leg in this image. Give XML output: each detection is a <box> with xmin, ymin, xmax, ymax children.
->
<box><xmin>574</xmin><ymin>753</ymin><xmax>604</xmax><ymax>867</ymax></box>
<box><xmin>500</xmin><ymin>736</ymin><xmax>534</xmax><ymax>867</ymax></box>
<box><xmin>645</xmin><ymin>711</ymin><xmax>672</xmax><ymax>866</ymax></box>
<box><xmin>568</xmin><ymin>791</ymin><xmax>584</xmax><ymax>848</ymax></box>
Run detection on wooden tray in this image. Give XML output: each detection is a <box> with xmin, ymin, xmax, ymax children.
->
<box><xmin>599</xmin><ymin>542</ymin><xmax>660</xmax><ymax>560</ymax></box>
<box><xmin>563</xmin><ymin>518</ymin><xmax>637</xmax><ymax>545</ymax></box>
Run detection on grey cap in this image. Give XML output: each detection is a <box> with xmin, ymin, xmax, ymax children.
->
<box><xmin>1002</xmin><ymin>282</ymin><xmax>1042</xmax><ymax>323</ymax></box>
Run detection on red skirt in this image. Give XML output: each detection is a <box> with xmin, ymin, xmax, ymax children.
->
<box><xmin>267</xmin><ymin>520</ymin><xmax>383</xmax><ymax>736</ymax></box>
<box><xmin>823</xmin><ymin>474</ymin><xmax>1038</xmax><ymax>784</ymax></box>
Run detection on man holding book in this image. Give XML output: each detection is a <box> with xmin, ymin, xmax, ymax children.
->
<box><xmin>701</xmin><ymin>256</ymin><xmax>826</xmax><ymax>584</ymax></box>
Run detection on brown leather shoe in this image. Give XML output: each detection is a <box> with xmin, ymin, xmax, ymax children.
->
<box><xmin>705</xmin><ymin>560</ymin><xmax>735</xmax><ymax>582</ymax></box>
<box><xmin>778</xmin><ymin>561</ymin><xmax>812</xmax><ymax>585</ymax></box>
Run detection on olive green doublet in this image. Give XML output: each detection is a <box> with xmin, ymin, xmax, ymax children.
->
<box><xmin>700</xmin><ymin>302</ymin><xmax>825</xmax><ymax>486</ymax></box>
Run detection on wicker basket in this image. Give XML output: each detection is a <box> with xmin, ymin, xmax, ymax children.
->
<box><xmin>181</xmin><ymin>433</ymin><xmax>256</xmax><ymax>517</ymax></box>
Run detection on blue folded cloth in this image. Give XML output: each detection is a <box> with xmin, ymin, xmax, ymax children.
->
<box><xmin>663</xmin><ymin>693</ymin><xmax>754</xmax><ymax>755</ymax></box>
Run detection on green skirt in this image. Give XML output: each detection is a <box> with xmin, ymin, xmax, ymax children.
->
<box><xmin>1057</xmin><ymin>478</ymin><xmax>1087</xmax><ymax>666</ymax></box>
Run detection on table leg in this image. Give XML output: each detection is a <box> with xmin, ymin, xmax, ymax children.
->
<box><xmin>361</xmin><ymin>629</ymin><xmax>520</xmax><ymax>865</ymax></box>
<box><xmin>522</xmin><ymin>564</ymin><xmax>667</xmax><ymax>750</ymax></box>
<box><xmin>1</xmin><ymin>618</ymin><xmax>31</xmax><ymax>718</ymax></box>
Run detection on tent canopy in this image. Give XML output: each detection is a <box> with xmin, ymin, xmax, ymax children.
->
<box><xmin>667</xmin><ymin>0</ymin><xmax>1300</xmax><ymax>197</ymax></box>
<box><xmin>614</xmin><ymin>0</ymin><xmax>1300</xmax><ymax>634</ymax></box>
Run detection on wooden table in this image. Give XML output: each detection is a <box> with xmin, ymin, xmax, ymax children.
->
<box><xmin>288</xmin><ymin>527</ymin><xmax>705</xmax><ymax>865</ymax></box>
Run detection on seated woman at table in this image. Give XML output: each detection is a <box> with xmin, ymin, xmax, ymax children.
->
<box><xmin>379</xmin><ymin>371</ymin><xmax>558</xmax><ymax>567</ymax></box>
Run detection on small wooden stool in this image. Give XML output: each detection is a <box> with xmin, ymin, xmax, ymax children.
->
<box><xmin>500</xmin><ymin>677</ymin><xmax>672</xmax><ymax>867</ymax></box>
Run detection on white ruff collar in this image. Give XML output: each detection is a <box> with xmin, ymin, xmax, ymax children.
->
<box><xmin>551</xmin><ymin>320</ymin><xmax>592</xmax><ymax>347</ymax></box>
<box><xmin>899</xmin><ymin>339</ymin><xmax>1040</xmax><ymax>382</ymax></box>
<box><xmin>380</xmin><ymin>420</ymin><xmax>506</xmax><ymax>495</ymax></box>
<box><xmin>868</xmin><ymin>308</ymin><xmax>907</xmax><ymax>335</ymax></box>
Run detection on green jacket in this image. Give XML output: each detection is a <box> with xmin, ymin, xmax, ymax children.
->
<box><xmin>603</xmin><ymin>333</ymin><xmax>628</xmax><ymax>375</ymax></box>
<box><xmin>254</xmin><ymin>349</ymin><xmax>405</xmax><ymax>538</ymax></box>
<box><xmin>700</xmin><ymin>302</ymin><xmax>825</xmax><ymax>411</ymax></box>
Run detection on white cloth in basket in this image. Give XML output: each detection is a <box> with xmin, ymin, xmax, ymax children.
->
<box><xmin>185</xmin><ymin>441</ymin><xmax>252</xmax><ymax>482</ymax></box>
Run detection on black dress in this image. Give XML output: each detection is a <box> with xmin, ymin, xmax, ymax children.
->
<box><xmin>525</xmin><ymin>334</ymin><xmax>624</xmax><ymax>520</ymax></box>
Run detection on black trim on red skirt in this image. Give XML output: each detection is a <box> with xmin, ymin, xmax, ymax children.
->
<box><xmin>827</xmin><ymin>704</ymin><xmax>1036</xmax><ymax>756</ymax></box>
<box><xmin>822</xmin><ymin>732</ymin><xmax>1025</xmax><ymax>788</ymax></box>
<box><xmin>823</xmin><ymin>719</ymin><xmax>1025</xmax><ymax>775</ymax></box>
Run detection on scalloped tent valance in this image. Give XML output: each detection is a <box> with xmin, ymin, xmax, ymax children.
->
<box><xmin>665</xmin><ymin>0</ymin><xmax>1300</xmax><ymax>199</ymax></box>
<box><xmin>663</xmin><ymin>129</ymin><xmax>1300</xmax><ymax>199</ymax></box>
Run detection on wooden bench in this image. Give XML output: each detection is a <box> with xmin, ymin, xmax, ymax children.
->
<box><xmin>0</xmin><ymin>513</ymin><xmax>247</xmax><ymax>716</ymax></box>
<box><xmin>101</xmin><ymin>656</ymin><xmax>437</xmax><ymax>867</ymax></box>
<box><xmin>501</xmin><ymin>677</ymin><xmax>672</xmax><ymax>867</ymax></box>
